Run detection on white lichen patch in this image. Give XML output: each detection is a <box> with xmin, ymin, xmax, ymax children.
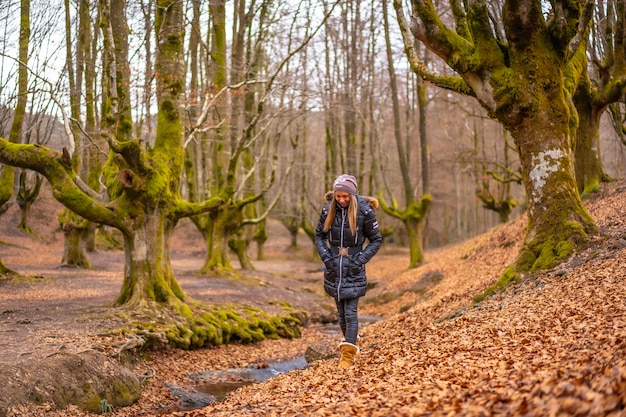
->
<box><xmin>132</xmin><ymin>230</ymin><xmax>148</xmax><ymax>262</ymax></box>
<box><xmin>528</xmin><ymin>149</ymin><xmax>566</xmax><ymax>214</ymax></box>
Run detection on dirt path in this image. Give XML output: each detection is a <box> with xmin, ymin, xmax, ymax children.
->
<box><xmin>0</xmin><ymin>190</ymin><xmax>405</xmax><ymax>416</ymax></box>
<box><xmin>0</xmin><ymin>190</ymin><xmax>337</xmax><ymax>365</ymax></box>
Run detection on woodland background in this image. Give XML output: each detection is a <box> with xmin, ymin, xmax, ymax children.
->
<box><xmin>2</xmin><ymin>0</ymin><xmax>626</xmax><ymax>260</ymax></box>
<box><xmin>2</xmin><ymin>0</ymin><xmax>615</xmax><ymax>252</ymax></box>
<box><xmin>1</xmin><ymin>0</ymin><xmax>626</xmax><ymax>415</ymax></box>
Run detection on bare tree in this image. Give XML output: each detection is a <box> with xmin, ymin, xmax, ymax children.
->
<box><xmin>0</xmin><ymin>0</ymin><xmax>29</xmax><ymax>277</ymax></box>
<box><xmin>184</xmin><ymin>0</ymin><xmax>335</xmax><ymax>274</ymax></box>
<box><xmin>58</xmin><ymin>0</ymin><xmax>91</xmax><ymax>267</ymax></box>
<box><xmin>378</xmin><ymin>0</ymin><xmax>431</xmax><ymax>269</ymax></box>
<box><xmin>394</xmin><ymin>0</ymin><xmax>597</xmax><ymax>288</ymax></box>
<box><xmin>572</xmin><ymin>1</ymin><xmax>626</xmax><ymax>195</ymax></box>
<box><xmin>466</xmin><ymin>112</ymin><xmax>522</xmax><ymax>223</ymax></box>
<box><xmin>0</xmin><ymin>0</ymin><xmax>258</xmax><ymax>348</ymax></box>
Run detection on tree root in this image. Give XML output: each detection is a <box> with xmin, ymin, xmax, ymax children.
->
<box><xmin>103</xmin><ymin>300</ymin><xmax>307</xmax><ymax>351</ymax></box>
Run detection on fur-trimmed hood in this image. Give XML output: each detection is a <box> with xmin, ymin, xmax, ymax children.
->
<box><xmin>324</xmin><ymin>191</ymin><xmax>379</xmax><ymax>210</ymax></box>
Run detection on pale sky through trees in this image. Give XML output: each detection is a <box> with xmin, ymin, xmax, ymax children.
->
<box><xmin>0</xmin><ymin>1</ymin><xmax>66</xmax><ymax>118</ymax></box>
<box><xmin>3</xmin><ymin>0</ymin><xmax>626</xmax><ymax>250</ymax></box>
<box><xmin>0</xmin><ymin>0</ymin><xmax>350</xmax><ymax>134</ymax></box>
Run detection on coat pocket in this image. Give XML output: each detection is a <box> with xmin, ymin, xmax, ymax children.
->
<box><xmin>324</xmin><ymin>258</ymin><xmax>338</xmax><ymax>282</ymax></box>
<box><xmin>348</xmin><ymin>257</ymin><xmax>364</xmax><ymax>276</ymax></box>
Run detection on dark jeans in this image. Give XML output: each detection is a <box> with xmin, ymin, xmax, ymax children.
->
<box><xmin>335</xmin><ymin>297</ymin><xmax>359</xmax><ymax>344</ymax></box>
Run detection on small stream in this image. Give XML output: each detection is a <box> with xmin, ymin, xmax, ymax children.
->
<box><xmin>192</xmin><ymin>356</ymin><xmax>309</xmax><ymax>399</ymax></box>
<box><xmin>157</xmin><ymin>316</ymin><xmax>382</xmax><ymax>413</ymax></box>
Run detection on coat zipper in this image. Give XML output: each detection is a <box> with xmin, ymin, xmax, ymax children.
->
<box><xmin>337</xmin><ymin>206</ymin><xmax>346</xmax><ymax>301</ymax></box>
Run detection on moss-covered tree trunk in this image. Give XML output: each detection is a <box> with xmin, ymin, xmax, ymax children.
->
<box><xmin>507</xmin><ymin>102</ymin><xmax>595</xmax><ymax>272</ymax></box>
<box><xmin>282</xmin><ymin>218</ymin><xmax>300</xmax><ymax>250</ymax></box>
<box><xmin>198</xmin><ymin>204</ymin><xmax>241</xmax><ymax>273</ymax></box>
<box><xmin>79</xmin><ymin>0</ymin><xmax>102</xmax><ymax>255</ymax></box>
<box><xmin>0</xmin><ymin>0</ymin><xmax>29</xmax><ymax>275</ymax></box>
<box><xmin>379</xmin><ymin>0</ymin><xmax>431</xmax><ymax>269</ymax></box>
<box><xmin>395</xmin><ymin>0</ymin><xmax>597</xmax><ymax>279</ymax></box>
<box><xmin>573</xmin><ymin>83</ymin><xmax>610</xmax><ymax>196</ymax></box>
<box><xmin>405</xmin><ymin>214</ymin><xmax>425</xmax><ymax>266</ymax></box>
<box><xmin>185</xmin><ymin>0</ymin><xmax>232</xmax><ymax>275</ymax></box>
<box><xmin>253</xmin><ymin>218</ymin><xmax>268</xmax><ymax>260</ymax></box>
<box><xmin>380</xmin><ymin>197</ymin><xmax>431</xmax><ymax>268</ymax></box>
<box><xmin>112</xmin><ymin>0</ymin><xmax>188</xmax><ymax>304</ymax></box>
<box><xmin>569</xmin><ymin>0</ymin><xmax>626</xmax><ymax>196</ymax></box>
<box><xmin>60</xmin><ymin>212</ymin><xmax>91</xmax><ymax>268</ymax></box>
<box><xmin>499</xmin><ymin>15</ymin><xmax>597</xmax><ymax>272</ymax></box>
<box><xmin>568</xmin><ymin>41</ymin><xmax>620</xmax><ymax>197</ymax></box>
<box><xmin>115</xmin><ymin>210</ymin><xmax>185</xmax><ymax>306</ymax></box>
<box><xmin>59</xmin><ymin>0</ymin><xmax>89</xmax><ymax>267</ymax></box>
<box><xmin>0</xmin><ymin>258</ymin><xmax>17</xmax><ymax>278</ymax></box>
<box><xmin>61</xmin><ymin>226</ymin><xmax>90</xmax><ymax>267</ymax></box>
<box><xmin>16</xmin><ymin>171</ymin><xmax>42</xmax><ymax>234</ymax></box>
<box><xmin>229</xmin><ymin>230</ymin><xmax>255</xmax><ymax>270</ymax></box>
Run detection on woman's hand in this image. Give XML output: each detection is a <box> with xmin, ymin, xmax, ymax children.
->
<box><xmin>324</xmin><ymin>258</ymin><xmax>335</xmax><ymax>275</ymax></box>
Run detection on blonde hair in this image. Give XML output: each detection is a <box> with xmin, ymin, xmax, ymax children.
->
<box><xmin>323</xmin><ymin>193</ymin><xmax>358</xmax><ymax>235</ymax></box>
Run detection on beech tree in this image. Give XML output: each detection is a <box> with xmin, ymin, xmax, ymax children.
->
<box><xmin>0</xmin><ymin>0</ymin><xmax>304</xmax><ymax>348</ymax></box>
<box><xmin>378</xmin><ymin>0</ymin><xmax>431</xmax><ymax>268</ymax></box>
<box><xmin>471</xmin><ymin>125</ymin><xmax>521</xmax><ymax>224</ymax></box>
<box><xmin>393</xmin><ymin>0</ymin><xmax>597</xmax><ymax>286</ymax></box>
<box><xmin>571</xmin><ymin>1</ymin><xmax>626</xmax><ymax>195</ymax></box>
<box><xmin>0</xmin><ymin>0</ymin><xmax>29</xmax><ymax>277</ymax></box>
<box><xmin>183</xmin><ymin>0</ymin><xmax>334</xmax><ymax>274</ymax></box>
<box><xmin>58</xmin><ymin>0</ymin><xmax>93</xmax><ymax>267</ymax></box>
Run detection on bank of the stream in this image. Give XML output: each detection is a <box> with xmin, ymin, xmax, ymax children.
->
<box><xmin>0</xmin><ymin>189</ymin><xmax>399</xmax><ymax>415</ymax></box>
<box><xmin>153</xmin><ymin>314</ymin><xmax>383</xmax><ymax>414</ymax></box>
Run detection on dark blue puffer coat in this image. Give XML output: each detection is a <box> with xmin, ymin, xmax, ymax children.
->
<box><xmin>314</xmin><ymin>194</ymin><xmax>383</xmax><ymax>300</ymax></box>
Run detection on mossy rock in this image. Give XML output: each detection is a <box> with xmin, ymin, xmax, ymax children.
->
<box><xmin>0</xmin><ymin>351</ymin><xmax>141</xmax><ymax>416</ymax></box>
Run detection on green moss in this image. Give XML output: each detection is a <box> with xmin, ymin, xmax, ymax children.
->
<box><xmin>512</xmin><ymin>196</ymin><xmax>590</xmax><ymax>272</ymax></box>
<box><xmin>108</xmin><ymin>300</ymin><xmax>304</xmax><ymax>350</ymax></box>
<box><xmin>111</xmin><ymin>379</ymin><xmax>140</xmax><ymax>406</ymax></box>
<box><xmin>172</xmin><ymin>302</ymin><xmax>193</xmax><ymax>318</ymax></box>
<box><xmin>28</xmin><ymin>389</ymin><xmax>47</xmax><ymax>405</ymax></box>
<box><xmin>214</xmin><ymin>310</ymin><xmax>228</xmax><ymax>321</ymax></box>
<box><xmin>471</xmin><ymin>266</ymin><xmax>520</xmax><ymax>306</ymax></box>
<box><xmin>102</xmin><ymin>153</ymin><xmax>123</xmax><ymax>199</ymax></box>
<box><xmin>0</xmin><ymin>165</ymin><xmax>14</xmax><ymax>204</ymax></box>
<box><xmin>532</xmin><ymin>239</ymin><xmax>575</xmax><ymax>271</ymax></box>
<box><xmin>257</xmin><ymin>319</ymin><xmax>278</xmax><ymax>338</ymax></box>
<box><xmin>83</xmin><ymin>393</ymin><xmax>103</xmax><ymax>414</ymax></box>
<box><xmin>135</xmin><ymin>322</ymin><xmax>157</xmax><ymax>331</ymax></box>
<box><xmin>492</xmin><ymin>67</ymin><xmax>520</xmax><ymax>115</ymax></box>
<box><xmin>581</xmin><ymin>182</ymin><xmax>601</xmax><ymax>198</ymax></box>
<box><xmin>95</xmin><ymin>227</ymin><xmax>123</xmax><ymax>250</ymax></box>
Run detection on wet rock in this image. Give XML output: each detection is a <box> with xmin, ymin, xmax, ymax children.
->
<box><xmin>163</xmin><ymin>382</ymin><xmax>216</xmax><ymax>408</ymax></box>
<box><xmin>305</xmin><ymin>341</ymin><xmax>338</xmax><ymax>363</ymax></box>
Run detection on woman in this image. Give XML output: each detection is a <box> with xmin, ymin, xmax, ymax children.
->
<box><xmin>314</xmin><ymin>174</ymin><xmax>383</xmax><ymax>368</ymax></box>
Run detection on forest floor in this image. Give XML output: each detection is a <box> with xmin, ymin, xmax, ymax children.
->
<box><xmin>1</xmin><ymin>181</ymin><xmax>626</xmax><ymax>416</ymax></box>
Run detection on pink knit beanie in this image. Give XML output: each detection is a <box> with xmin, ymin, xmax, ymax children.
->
<box><xmin>333</xmin><ymin>174</ymin><xmax>357</xmax><ymax>195</ymax></box>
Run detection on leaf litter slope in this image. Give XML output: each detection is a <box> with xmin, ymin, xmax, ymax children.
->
<box><xmin>175</xmin><ymin>182</ymin><xmax>626</xmax><ymax>417</ymax></box>
<box><xmin>4</xmin><ymin>181</ymin><xmax>626</xmax><ymax>417</ymax></box>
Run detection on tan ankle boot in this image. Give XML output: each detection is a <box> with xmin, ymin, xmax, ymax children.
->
<box><xmin>338</xmin><ymin>342</ymin><xmax>359</xmax><ymax>368</ymax></box>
